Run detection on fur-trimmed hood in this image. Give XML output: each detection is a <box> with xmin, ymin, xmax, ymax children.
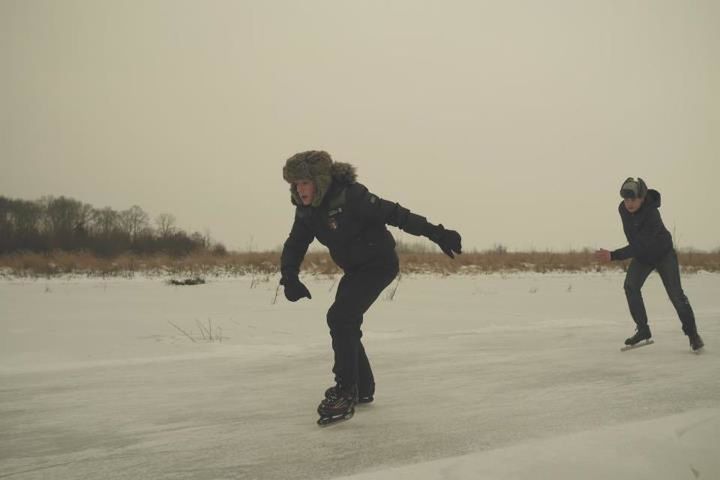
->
<box><xmin>282</xmin><ymin>150</ymin><xmax>357</xmax><ymax>207</ymax></box>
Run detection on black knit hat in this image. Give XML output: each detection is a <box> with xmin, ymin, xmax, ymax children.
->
<box><xmin>620</xmin><ymin>177</ymin><xmax>648</xmax><ymax>199</ymax></box>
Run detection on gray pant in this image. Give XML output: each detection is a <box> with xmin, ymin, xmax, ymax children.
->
<box><xmin>623</xmin><ymin>250</ymin><xmax>697</xmax><ymax>336</ymax></box>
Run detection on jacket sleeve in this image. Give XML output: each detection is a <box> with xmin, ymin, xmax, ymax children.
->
<box><xmin>280</xmin><ymin>211</ymin><xmax>314</xmax><ymax>279</ymax></box>
<box><xmin>346</xmin><ymin>183</ymin><xmax>434</xmax><ymax>237</ymax></box>
<box><xmin>610</xmin><ymin>245</ymin><xmax>634</xmax><ymax>261</ymax></box>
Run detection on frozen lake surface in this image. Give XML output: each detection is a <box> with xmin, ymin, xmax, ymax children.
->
<box><xmin>1</xmin><ymin>272</ymin><xmax>719</xmax><ymax>479</ymax></box>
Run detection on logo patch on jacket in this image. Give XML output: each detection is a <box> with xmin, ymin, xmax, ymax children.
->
<box><xmin>328</xmin><ymin>207</ymin><xmax>343</xmax><ymax>230</ymax></box>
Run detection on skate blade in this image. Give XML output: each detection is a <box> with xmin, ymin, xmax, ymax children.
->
<box><xmin>620</xmin><ymin>339</ymin><xmax>654</xmax><ymax>352</ymax></box>
<box><xmin>317</xmin><ymin>411</ymin><xmax>354</xmax><ymax>426</ymax></box>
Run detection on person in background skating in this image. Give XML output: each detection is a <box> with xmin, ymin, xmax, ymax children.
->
<box><xmin>595</xmin><ymin>177</ymin><xmax>703</xmax><ymax>351</ymax></box>
<box><xmin>280</xmin><ymin>150</ymin><xmax>462</xmax><ymax>424</ymax></box>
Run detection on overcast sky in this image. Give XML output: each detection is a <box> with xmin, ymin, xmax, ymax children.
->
<box><xmin>2</xmin><ymin>0</ymin><xmax>719</xmax><ymax>251</ymax></box>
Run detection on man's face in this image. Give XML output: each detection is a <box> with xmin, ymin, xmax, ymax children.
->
<box><xmin>623</xmin><ymin>196</ymin><xmax>645</xmax><ymax>213</ymax></box>
<box><xmin>295</xmin><ymin>180</ymin><xmax>316</xmax><ymax>206</ymax></box>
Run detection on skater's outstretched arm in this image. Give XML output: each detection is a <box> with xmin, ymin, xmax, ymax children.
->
<box><xmin>610</xmin><ymin>245</ymin><xmax>633</xmax><ymax>261</ymax></box>
<box><xmin>280</xmin><ymin>212</ymin><xmax>314</xmax><ymax>301</ymax></box>
<box><xmin>594</xmin><ymin>245</ymin><xmax>632</xmax><ymax>262</ymax></box>
<box><xmin>346</xmin><ymin>183</ymin><xmax>462</xmax><ymax>258</ymax></box>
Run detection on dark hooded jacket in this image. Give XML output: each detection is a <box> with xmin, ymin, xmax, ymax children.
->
<box><xmin>280</xmin><ymin>164</ymin><xmax>433</xmax><ymax>277</ymax></box>
<box><xmin>611</xmin><ymin>189</ymin><xmax>674</xmax><ymax>264</ymax></box>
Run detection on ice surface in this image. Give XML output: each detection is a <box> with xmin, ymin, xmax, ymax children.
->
<box><xmin>1</xmin><ymin>272</ymin><xmax>718</xmax><ymax>479</ymax></box>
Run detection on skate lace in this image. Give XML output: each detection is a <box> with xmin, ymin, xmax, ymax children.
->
<box><xmin>325</xmin><ymin>384</ymin><xmax>341</xmax><ymax>401</ymax></box>
<box><xmin>325</xmin><ymin>384</ymin><xmax>358</xmax><ymax>405</ymax></box>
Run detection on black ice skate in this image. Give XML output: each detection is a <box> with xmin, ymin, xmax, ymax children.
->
<box><xmin>324</xmin><ymin>384</ymin><xmax>374</xmax><ymax>405</ymax></box>
<box><xmin>689</xmin><ymin>333</ymin><xmax>704</xmax><ymax>353</ymax></box>
<box><xmin>358</xmin><ymin>393</ymin><xmax>374</xmax><ymax>404</ymax></box>
<box><xmin>621</xmin><ymin>326</ymin><xmax>653</xmax><ymax>351</ymax></box>
<box><xmin>317</xmin><ymin>386</ymin><xmax>356</xmax><ymax>426</ymax></box>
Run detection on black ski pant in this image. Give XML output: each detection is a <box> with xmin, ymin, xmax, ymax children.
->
<box><xmin>623</xmin><ymin>249</ymin><xmax>697</xmax><ymax>336</ymax></box>
<box><xmin>326</xmin><ymin>258</ymin><xmax>399</xmax><ymax>395</ymax></box>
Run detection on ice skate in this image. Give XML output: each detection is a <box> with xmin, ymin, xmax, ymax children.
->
<box><xmin>317</xmin><ymin>385</ymin><xmax>356</xmax><ymax>426</ymax></box>
<box><xmin>689</xmin><ymin>333</ymin><xmax>704</xmax><ymax>353</ymax></box>
<box><xmin>621</xmin><ymin>326</ymin><xmax>653</xmax><ymax>351</ymax></box>
<box><xmin>324</xmin><ymin>384</ymin><xmax>374</xmax><ymax>405</ymax></box>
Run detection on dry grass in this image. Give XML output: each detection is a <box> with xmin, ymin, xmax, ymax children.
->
<box><xmin>0</xmin><ymin>251</ymin><xmax>277</xmax><ymax>277</ymax></box>
<box><xmin>1</xmin><ymin>249</ymin><xmax>719</xmax><ymax>277</ymax></box>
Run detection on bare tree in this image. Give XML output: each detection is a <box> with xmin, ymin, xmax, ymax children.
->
<box><xmin>92</xmin><ymin>207</ymin><xmax>121</xmax><ymax>236</ymax></box>
<box><xmin>7</xmin><ymin>199</ymin><xmax>41</xmax><ymax>234</ymax></box>
<box><xmin>37</xmin><ymin>196</ymin><xmax>93</xmax><ymax>248</ymax></box>
<box><xmin>119</xmin><ymin>205</ymin><xmax>149</xmax><ymax>240</ymax></box>
<box><xmin>0</xmin><ymin>195</ymin><xmax>209</xmax><ymax>257</ymax></box>
<box><xmin>41</xmin><ymin>196</ymin><xmax>81</xmax><ymax>235</ymax></box>
<box><xmin>155</xmin><ymin>213</ymin><xmax>177</xmax><ymax>237</ymax></box>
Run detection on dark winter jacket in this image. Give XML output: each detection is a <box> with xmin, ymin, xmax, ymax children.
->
<box><xmin>280</xmin><ymin>171</ymin><xmax>433</xmax><ymax>277</ymax></box>
<box><xmin>611</xmin><ymin>189</ymin><xmax>674</xmax><ymax>265</ymax></box>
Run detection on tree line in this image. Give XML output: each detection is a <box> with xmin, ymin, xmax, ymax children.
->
<box><xmin>0</xmin><ymin>195</ymin><xmax>227</xmax><ymax>257</ymax></box>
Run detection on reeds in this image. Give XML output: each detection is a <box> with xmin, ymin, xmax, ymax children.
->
<box><xmin>1</xmin><ymin>248</ymin><xmax>718</xmax><ymax>277</ymax></box>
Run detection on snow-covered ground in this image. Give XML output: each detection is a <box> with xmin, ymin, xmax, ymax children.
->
<box><xmin>1</xmin><ymin>272</ymin><xmax>719</xmax><ymax>479</ymax></box>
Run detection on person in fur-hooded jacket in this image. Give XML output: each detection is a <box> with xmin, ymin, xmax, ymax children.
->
<box><xmin>280</xmin><ymin>150</ymin><xmax>462</xmax><ymax>423</ymax></box>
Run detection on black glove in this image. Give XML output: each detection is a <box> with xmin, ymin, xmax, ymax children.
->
<box><xmin>427</xmin><ymin>224</ymin><xmax>462</xmax><ymax>259</ymax></box>
<box><xmin>280</xmin><ymin>276</ymin><xmax>312</xmax><ymax>302</ymax></box>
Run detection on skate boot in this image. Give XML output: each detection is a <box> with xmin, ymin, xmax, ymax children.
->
<box><xmin>689</xmin><ymin>333</ymin><xmax>704</xmax><ymax>352</ymax></box>
<box><xmin>358</xmin><ymin>392</ymin><xmax>374</xmax><ymax>404</ymax></box>
<box><xmin>324</xmin><ymin>384</ymin><xmax>374</xmax><ymax>404</ymax></box>
<box><xmin>317</xmin><ymin>385</ymin><xmax>356</xmax><ymax>426</ymax></box>
<box><xmin>625</xmin><ymin>326</ymin><xmax>652</xmax><ymax>346</ymax></box>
